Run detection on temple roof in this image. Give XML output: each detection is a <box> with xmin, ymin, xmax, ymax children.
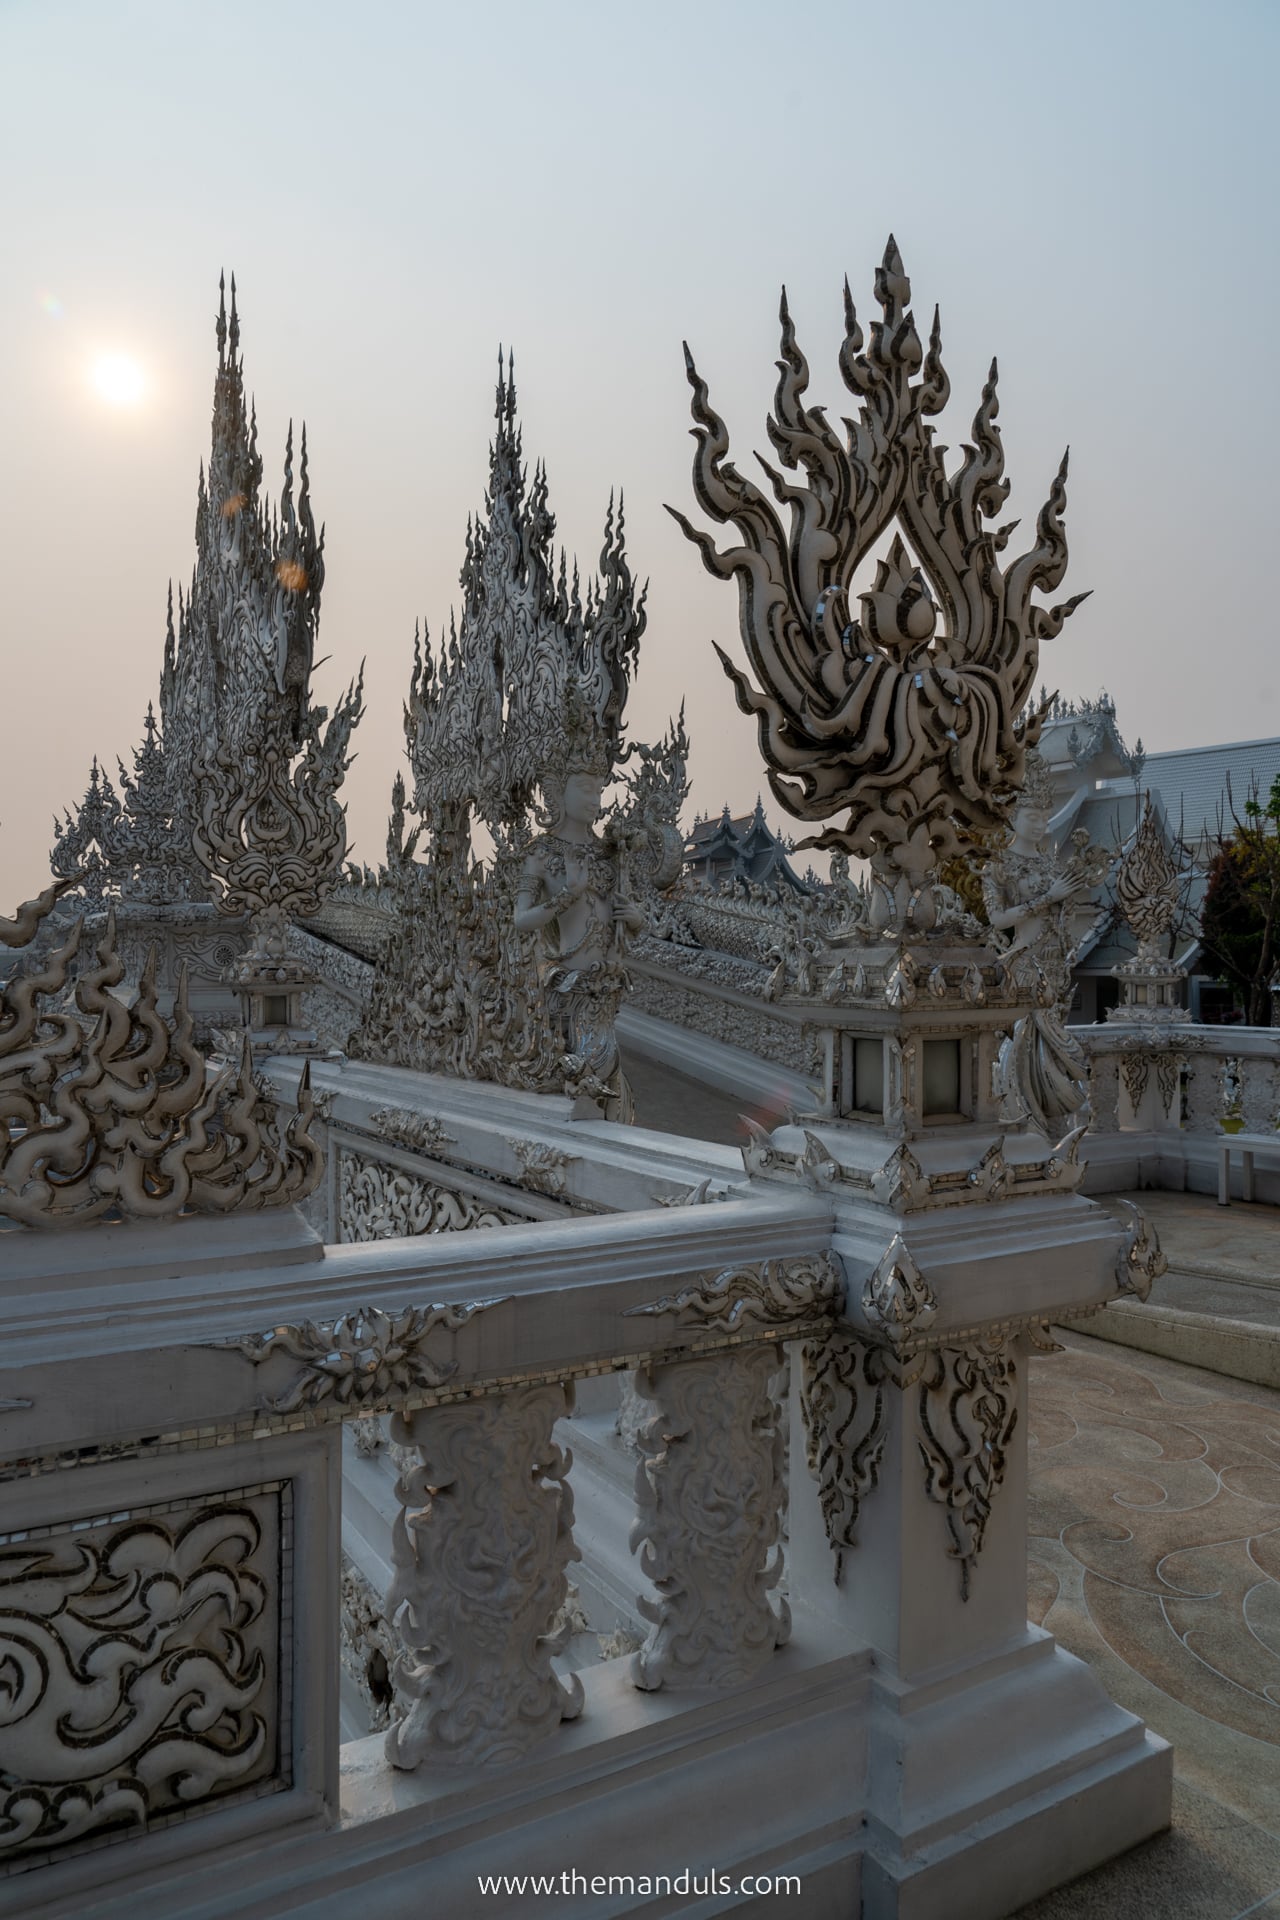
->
<box><xmin>683</xmin><ymin>800</ymin><xmax>810</xmax><ymax>893</ymax></box>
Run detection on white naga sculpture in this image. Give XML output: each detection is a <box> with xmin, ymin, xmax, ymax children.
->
<box><xmin>981</xmin><ymin>749</ymin><xmax>1109</xmax><ymax>1130</ymax></box>
<box><xmin>672</xmin><ymin>238</ymin><xmax>1087</xmax><ymax>931</ymax></box>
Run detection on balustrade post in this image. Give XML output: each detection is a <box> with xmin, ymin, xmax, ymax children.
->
<box><xmin>384</xmin><ymin>1381</ymin><xmax>583</xmax><ymax>1769</ymax></box>
<box><xmin>1087</xmin><ymin>1050</ymin><xmax>1121</xmax><ymax>1132</ymax></box>
<box><xmin>1241</xmin><ymin>1051</ymin><xmax>1280</xmax><ymax>1133</ymax></box>
<box><xmin>629</xmin><ymin>1345</ymin><xmax>789</xmax><ymax>1690</ymax></box>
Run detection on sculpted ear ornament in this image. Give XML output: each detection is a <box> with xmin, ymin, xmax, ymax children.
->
<box><xmin>1113</xmin><ymin>1200</ymin><xmax>1167</xmax><ymax>1302</ymax></box>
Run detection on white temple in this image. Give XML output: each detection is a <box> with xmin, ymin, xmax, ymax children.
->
<box><xmin>8</xmin><ymin>239</ymin><xmax>1279</xmax><ymax>1919</ymax></box>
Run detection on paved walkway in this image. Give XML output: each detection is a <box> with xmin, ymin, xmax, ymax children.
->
<box><xmin>1018</xmin><ymin>1327</ymin><xmax>1280</xmax><ymax>1914</ymax></box>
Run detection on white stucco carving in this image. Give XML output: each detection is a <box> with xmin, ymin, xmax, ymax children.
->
<box><xmin>983</xmin><ymin>751</ymin><xmax>1110</xmax><ymax>1132</ymax></box>
<box><xmin>630</xmin><ymin>1347</ymin><xmax>790</xmax><ymax>1690</ymax></box>
<box><xmin>623</xmin><ymin>1250</ymin><xmax>844</xmax><ymax>1334</ymax></box>
<box><xmin>861</xmin><ymin>1236</ymin><xmax>938</xmax><ymax>1351</ymax></box>
<box><xmin>918</xmin><ymin>1343</ymin><xmax>1019</xmax><ymax>1601</ymax></box>
<box><xmin>366</xmin><ymin>1106</ymin><xmax>455</xmax><ymax>1156</ymax></box>
<box><xmin>1112</xmin><ymin>1200</ymin><xmax>1168</xmax><ymax>1302</ymax></box>
<box><xmin>385</xmin><ymin>1383</ymin><xmax>583</xmax><ymax>1767</ymax></box>
<box><xmin>0</xmin><ymin>885</ymin><xmax>319</xmax><ymax>1228</ymax></box>
<box><xmin>799</xmin><ymin>1334</ymin><xmax>887</xmax><ymax>1582</ymax></box>
<box><xmin>337</xmin><ymin>1147</ymin><xmax>521</xmax><ymax>1241</ymax></box>
<box><xmin>1114</xmin><ymin>795</ymin><xmax>1182</xmax><ymax>958</ymax></box>
<box><xmin>339</xmin><ymin>1556</ymin><xmax>400</xmax><ymax>1734</ymax></box>
<box><xmin>224</xmin><ymin>1297</ymin><xmax>507</xmax><ymax>1413</ymax></box>
<box><xmin>0</xmin><ymin>1488</ymin><xmax>281</xmax><ymax>1860</ymax></box>
<box><xmin>506</xmin><ymin>1137</ymin><xmax>579</xmax><ymax>1197</ymax></box>
<box><xmin>674</xmin><ymin>238</ymin><xmax>1086</xmax><ymax>920</ymax></box>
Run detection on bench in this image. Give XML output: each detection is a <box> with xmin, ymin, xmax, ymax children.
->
<box><xmin>1218</xmin><ymin>1130</ymin><xmax>1280</xmax><ymax>1204</ymax></box>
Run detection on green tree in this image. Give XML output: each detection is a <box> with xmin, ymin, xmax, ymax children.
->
<box><xmin>1198</xmin><ymin>774</ymin><xmax>1280</xmax><ymax>1027</ymax></box>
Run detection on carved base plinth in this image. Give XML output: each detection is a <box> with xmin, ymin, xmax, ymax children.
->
<box><xmin>630</xmin><ymin>1346</ymin><xmax>790</xmax><ymax>1691</ymax></box>
<box><xmin>384</xmin><ymin>1383</ymin><xmax>583</xmax><ymax>1769</ymax></box>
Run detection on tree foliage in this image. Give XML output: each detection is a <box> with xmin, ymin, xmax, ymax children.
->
<box><xmin>1198</xmin><ymin>774</ymin><xmax>1280</xmax><ymax>1026</ymax></box>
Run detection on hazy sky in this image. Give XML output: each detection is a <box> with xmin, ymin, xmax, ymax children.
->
<box><xmin>2</xmin><ymin>0</ymin><xmax>1276</xmax><ymax>906</ymax></box>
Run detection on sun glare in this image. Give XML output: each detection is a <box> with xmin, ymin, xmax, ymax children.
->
<box><xmin>91</xmin><ymin>353</ymin><xmax>146</xmax><ymax>408</ymax></box>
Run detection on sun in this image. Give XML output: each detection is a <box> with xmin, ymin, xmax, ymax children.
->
<box><xmin>91</xmin><ymin>353</ymin><xmax>146</xmax><ymax>408</ymax></box>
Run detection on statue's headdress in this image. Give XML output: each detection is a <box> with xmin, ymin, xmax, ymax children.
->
<box><xmin>1019</xmin><ymin>748</ymin><xmax>1055</xmax><ymax>813</ymax></box>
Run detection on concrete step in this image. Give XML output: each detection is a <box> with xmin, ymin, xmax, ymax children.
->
<box><xmin>1069</xmin><ymin>1291</ymin><xmax>1280</xmax><ymax>1391</ymax></box>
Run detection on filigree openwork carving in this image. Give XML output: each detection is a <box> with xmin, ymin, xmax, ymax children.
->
<box><xmin>49</xmin><ymin>759</ymin><xmax>125</xmax><ymax>905</ymax></box>
<box><xmin>0</xmin><ymin>1488</ymin><xmax>281</xmax><ymax>1860</ymax></box>
<box><xmin>223</xmin><ymin>1296</ymin><xmax>507</xmax><ymax>1412</ymax></box>
<box><xmin>630</xmin><ymin>1348</ymin><xmax>789</xmax><ymax>1690</ymax></box>
<box><xmin>673</xmin><ymin>237</ymin><xmax>1085</xmax><ymax>918</ymax></box>
<box><xmin>801</xmin><ymin>1331</ymin><xmax>1022</xmax><ymax>1596</ymax></box>
<box><xmin>0</xmin><ymin>886</ymin><xmax>319</xmax><ymax>1228</ymax></box>
<box><xmin>385</xmin><ymin>1383</ymin><xmax>583</xmax><ymax>1767</ymax></box>
<box><xmin>918</xmin><ymin>1343</ymin><xmax>1018</xmax><ymax>1600</ymax></box>
<box><xmin>799</xmin><ymin>1335</ymin><xmax>887</xmax><ymax>1582</ymax></box>
<box><xmin>150</xmin><ymin>279</ymin><xmax>365</xmax><ymax>1022</ymax></box>
<box><xmin>192</xmin><ymin>708</ymin><xmax>360</xmax><ymax>923</ymax></box>
<box><xmin>337</xmin><ymin>1149</ymin><xmax>521</xmax><ymax>1242</ymax></box>
<box><xmin>624</xmin><ymin>1250</ymin><xmax>844</xmax><ymax>1334</ymax></box>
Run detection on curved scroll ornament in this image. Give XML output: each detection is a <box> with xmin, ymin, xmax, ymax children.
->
<box><xmin>0</xmin><ymin>1495</ymin><xmax>277</xmax><ymax>1860</ymax></box>
<box><xmin>630</xmin><ymin>1348</ymin><xmax>789</xmax><ymax>1690</ymax></box>
<box><xmin>802</xmin><ymin>1327</ymin><xmax>1023</xmax><ymax>1595</ymax></box>
<box><xmin>384</xmin><ymin>1383</ymin><xmax>583</xmax><ymax>1768</ymax></box>
<box><xmin>672</xmin><ymin>238</ymin><xmax>1086</xmax><ymax>917</ymax></box>
<box><xmin>624</xmin><ymin>1250</ymin><xmax>844</xmax><ymax>1334</ymax></box>
<box><xmin>222</xmin><ymin>1297</ymin><xmax>507</xmax><ymax>1413</ymax></box>
<box><xmin>0</xmin><ymin>887</ymin><xmax>320</xmax><ymax>1228</ymax></box>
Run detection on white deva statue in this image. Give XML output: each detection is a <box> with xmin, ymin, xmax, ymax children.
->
<box><xmin>515</xmin><ymin>760</ymin><xmax>644</xmax><ymax>1118</ymax></box>
<box><xmin>982</xmin><ymin>750</ymin><xmax>1108</xmax><ymax>1131</ymax></box>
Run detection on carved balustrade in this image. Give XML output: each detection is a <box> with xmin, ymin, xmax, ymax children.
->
<box><xmin>1</xmin><ymin>1188</ymin><xmax>844</xmax><ymax>1914</ymax></box>
<box><xmin>1079</xmin><ymin>1025</ymin><xmax>1280</xmax><ymax>1136</ymax></box>
<box><xmin>1077</xmin><ymin>1023</ymin><xmax>1280</xmax><ymax>1199</ymax></box>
